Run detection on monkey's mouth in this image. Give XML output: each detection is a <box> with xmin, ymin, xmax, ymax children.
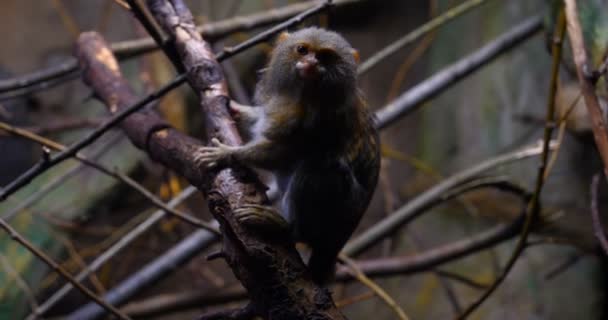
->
<box><xmin>296</xmin><ymin>61</ymin><xmax>325</xmax><ymax>79</ymax></box>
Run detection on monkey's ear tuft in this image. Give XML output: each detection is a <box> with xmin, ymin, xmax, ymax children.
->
<box><xmin>277</xmin><ymin>32</ymin><xmax>290</xmax><ymax>43</ymax></box>
<box><xmin>351</xmin><ymin>49</ymin><xmax>360</xmax><ymax>64</ymax></box>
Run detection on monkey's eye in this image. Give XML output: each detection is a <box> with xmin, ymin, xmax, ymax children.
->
<box><xmin>296</xmin><ymin>44</ymin><xmax>309</xmax><ymax>55</ymax></box>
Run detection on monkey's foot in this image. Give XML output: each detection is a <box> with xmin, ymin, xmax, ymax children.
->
<box><xmin>234</xmin><ymin>204</ymin><xmax>290</xmax><ymax>237</ymax></box>
<box><xmin>194</xmin><ymin>138</ymin><xmax>236</xmax><ymax>168</ymax></box>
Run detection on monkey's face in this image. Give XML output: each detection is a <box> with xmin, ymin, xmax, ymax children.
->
<box><xmin>267</xmin><ymin>28</ymin><xmax>359</xmax><ymax>97</ymax></box>
<box><xmin>293</xmin><ymin>44</ymin><xmax>331</xmax><ymax>80</ymax></box>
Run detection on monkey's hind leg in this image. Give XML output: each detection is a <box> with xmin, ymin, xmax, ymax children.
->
<box><xmin>308</xmin><ymin>245</ymin><xmax>342</xmax><ymax>285</ymax></box>
<box><xmin>234</xmin><ymin>204</ymin><xmax>290</xmax><ymax>239</ymax></box>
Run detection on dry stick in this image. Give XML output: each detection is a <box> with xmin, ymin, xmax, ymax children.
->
<box><xmin>339</xmin><ymin>255</ymin><xmax>410</xmax><ymax>320</ymax></box>
<box><xmin>0</xmin><ymin>218</ymin><xmax>130</xmax><ymax>320</ymax></box>
<box><xmin>1</xmin><ymin>132</ymin><xmax>123</xmax><ymax>221</ymax></box>
<box><xmin>358</xmin><ymin>0</ymin><xmax>495</xmax><ymax>75</ymax></box>
<box><xmin>69</xmin><ymin>228</ymin><xmax>219</xmax><ymax>320</ymax></box>
<box><xmin>22</xmin><ymin>117</ymin><xmax>107</xmax><ymax>135</ymax></box>
<box><xmin>143</xmin><ymin>0</ymin><xmax>343</xmax><ymax>319</ymax></box>
<box><xmin>544</xmin><ymin>92</ymin><xmax>582</xmax><ymax>180</ymax></box>
<box><xmin>27</xmin><ymin>186</ymin><xmax>207</xmax><ymax>320</ymax></box>
<box><xmin>590</xmin><ymin>173</ymin><xmax>608</xmax><ymax>255</ymax></box>
<box><xmin>0</xmin><ymin>0</ymin><xmax>361</xmax><ymax>95</ymax></box>
<box><xmin>335</xmin><ymin>291</ymin><xmax>375</xmax><ymax>308</ymax></box>
<box><xmin>0</xmin><ymin>253</ymin><xmax>40</xmax><ymax>312</ymax></box>
<box><xmin>0</xmin><ymin>121</ymin><xmax>219</xmax><ymax>233</ymax></box>
<box><xmin>543</xmin><ymin>253</ymin><xmax>583</xmax><ymax>280</ymax></box>
<box><xmin>50</xmin><ymin>0</ymin><xmax>80</xmax><ymax>39</ymax></box>
<box><xmin>455</xmin><ymin>8</ymin><xmax>566</xmax><ymax>320</ymax></box>
<box><xmin>52</xmin><ymin>232</ymin><xmax>107</xmax><ymax>295</ymax></box>
<box><xmin>385</xmin><ymin>0</ymin><xmax>438</xmax><ymax>103</ymax></box>
<box><xmin>565</xmin><ymin>0</ymin><xmax>608</xmax><ymax>179</ymax></box>
<box><xmin>0</xmin><ymin>71</ymin><xmax>81</xmax><ymax>102</ymax></box>
<box><xmin>374</xmin><ymin>15</ymin><xmax>543</xmax><ymax>129</ymax></box>
<box><xmin>434</xmin><ymin>270</ymin><xmax>489</xmax><ymax>290</ymax></box>
<box><xmin>0</xmin><ymin>72</ymin><xmax>187</xmax><ymax>201</ymax></box>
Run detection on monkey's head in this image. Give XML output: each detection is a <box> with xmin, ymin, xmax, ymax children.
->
<box><xmin>265</xmin><ymin>27</ymin><xmax>360</xmax><ymax>98</ymax></box>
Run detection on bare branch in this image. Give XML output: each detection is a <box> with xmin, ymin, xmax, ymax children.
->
<box><xmin>590</xmin><ymin>173</ymin><xmax>608</xmax><ymax>255</ymax></box>
<box><xmin>29</xmin><ymin>187</ymin><xmax>208</xmax><ymax>319</ymax></box>
<box><xmin>0</xmin><ymin>218</ymin><xmax>130</xmax><ymax>320</ymax></box>
<box><xmin>358</xmin><ymin>0</ymin><xmax>494</xmax><ymax>75</ymax></box>
<box><xmin>0</xmin><ymin>120</ymin><xmax>219</xmax><ymax>232</ymax></box>
<box><xmin>0</xmin><ymin>253</ymin><xmax>39</xmax><ymax>312</ymax></box>
<box><xmin>564</xmin><ymin>0</ymin><xmax>608</xmax><ymax>178</ymax></box>
<box><xmin>339</xmin><ymin>255</ymin><xmax>410</xmax><ymax>320</ymax></box>
<box><xmin>374</xmin><ymin>15</ymin><xmax>543</xmax><ymax>129</ymax></box>
<box><xmin>456</xmin><ymin>7</ymin><xmax>567</xmax><ymax>318</ymax></box>
<box><xmin>0</xmin><ymin>0</ymin><xmax>362</xmax><ymax>97</ymax></box>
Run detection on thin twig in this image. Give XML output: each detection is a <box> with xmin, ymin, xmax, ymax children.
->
<box><xmin>0</xmin><ymin>253</ymin><xmax>39</xmax><ymax>312</ymax></box>
<box><xmin>28</xmin><ymin>187</ymin><xmax>208</xmax><ymax>319</ymax></box>
<box><xmin>358</xmin><ymin>0</ymin><xmax>495</xmax><ymax>75</ymax></box>
<box><xmin>339</xmin><ymin>255</ymin><xmax>410</xmax><ymax>320</ymax></box>
<box><xmin>543</xmin><ymin>253</ymin><xmax>583</xmax><ymax>280</ymax></box>
<box><xmin>0</xmin><ymin>121</ymin><xmax>219</xmax><ymax>233</ymax></box>
<box><xmin>590</xmin><ymin>173</ymin><xmax>608</xmax><ymax>255</ymax></box>
<box><xmin>544</xmin><ymin>92</ymin><xmax>582</xmax><ymax>179</ymax></box>
<box><xmin>0</xmin><ymin>0</ymin><xmax>361</xmax><ymax>95</ymax></box>
<box><xmin>455</xmin><ymin>8</ymin><xmax>567</xmax><ymax>319</ymax></box>
<box><xmin>374</xmin><ymin>15</ymin><xmax>543</xmax><ymax>129</ymax></box>
<box><xmin>0</xmin><ymin>73</ymin><xmax>187</xmax><ymax>201</ymax></box>
<box><xmin>434</xmin><ymin>270</ymin><xmax>489</xmax><ymax>290</ymax></box>
<box><xmin>335</xmin><ymin>291</ymin><xmax>375</xmax><ymax>308</ymax></box>
<box><xmin>55</xmin><ymin>233</ymin><xmax>107</xmax><ymax>294</ymax></box>
<box><xmin>50</xmin><ymin>0</ymin><xmax>80</xmax><ymax>39</ymax></box>
<box><xmin>0</xmin><ymin>218</ymin><xmax>130</xmax><ymax>320</ymax></box>
<box><xmin>0</xmin><ymin>71</ymin><xmax>81</xmax><ymax>102</ymax></box>
<box><xmin>1</xmin><ymin>132</ymin><xmax>123</xmax><ymax>221</ymax></box>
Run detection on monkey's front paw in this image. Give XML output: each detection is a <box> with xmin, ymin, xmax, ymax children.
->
<box><xmin>194</xmin><ymin>138</ymin><xmax>236</xmax><ymax>169</ymax></box>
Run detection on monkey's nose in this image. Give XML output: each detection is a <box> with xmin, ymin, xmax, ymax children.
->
<box><xmin>296</xmin><ymin>57</ymin><xmax>320</xmax><ymax>79</ymax></box>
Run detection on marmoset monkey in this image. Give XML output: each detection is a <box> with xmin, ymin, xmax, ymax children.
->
<box><xmin>195</xmin><ymin>27</ymin><xmax>380</xmax><ymax>284</ymax></box>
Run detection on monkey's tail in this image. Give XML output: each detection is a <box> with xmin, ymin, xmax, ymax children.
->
<box><xmin>308</xmin><ymin>248</ymin><xmax>339</xmax><ymax>285</ymax></box>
